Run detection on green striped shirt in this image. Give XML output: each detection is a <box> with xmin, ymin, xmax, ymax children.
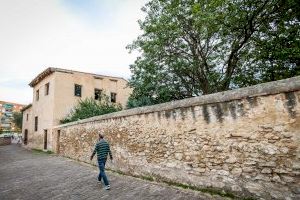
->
<box><xmin>93</xmin><ymin>139</ymin><xmax>112</xmax><ymax>160</ymax></box>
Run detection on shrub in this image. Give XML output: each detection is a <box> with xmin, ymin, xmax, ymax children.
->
<box><xmin>60</xmin><ymin>94</ymin><xmax>122</xmax><ymax>124</ymax></box>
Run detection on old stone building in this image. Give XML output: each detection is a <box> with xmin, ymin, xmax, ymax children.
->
<box><xmin>22</xmin><ymin>67</ymin><xmax>132</xmax><ymax>150</ymax></box>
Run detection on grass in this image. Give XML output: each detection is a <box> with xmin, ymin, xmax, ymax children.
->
<box><xmin>32</xmin><ymin>148</ymin><xmax>53</xmax><ymax>154</ymax></box>
<box><xmin>159</xmin><ymin>180</ymin><xmax>256</xmax><ymax>200</ymax></box>
<box><xmin>107</xmin><ymin>168</ymin><xmax>256</xmax><ymax>200</ymax></box>
<box><xmin>52</xmin><ymin>156</ymin><xmax>256</xmax><ymax>200</ymax></box>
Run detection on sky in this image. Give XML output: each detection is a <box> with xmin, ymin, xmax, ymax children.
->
<box><xmin>0</xmin><ymin>0</ymin><xmax>148</xmax><ymax>105</ymax></box>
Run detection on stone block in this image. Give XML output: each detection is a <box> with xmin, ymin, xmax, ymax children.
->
<box><xmin>292</xmin><ymin>162</ymin><xmax>300</xmax><ymax>170</ymax></box>
<box><xmin>195</xmin><ymin>168</ymin><xmax>206</xmax><ymax>173</ymax></box>
<box><xmin>174</xmin><ymin>153</ymin><xmax>183</xmax><ymax>160</ymax></box>
<box><xmin>231</xmin><ymin>167</ymin><xmax>242</xmax><ymax>176</ymax></box>
<box><xmin>261</xmin><ymin>168</ymin><xmax>272</xmax><ymax>174</ymax></box>
<box><xmin>225</xmin><ymin>155</ymin><xmax>237</xmax><ymax>163</ymax></box>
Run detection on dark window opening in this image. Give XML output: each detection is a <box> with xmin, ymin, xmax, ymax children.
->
<box><xmin>34</xmin><ymin>116</ymin><xmax>38</xmax><ymax>131</ymax></box>
<box><xmin>44</xmin><ymin>130</ymin><xmax>47</xmax><ymax>150</ymax></box>
<box><xmin>24</xmin><ymin>129</ymin><xmax>28</xmax><ymax>145</ymax></box>
<box><xmin>95</xmin><ymin>89</ymin><xmax>102</xmax><ymax>100</ymax></box>
<box><xmin>36</xmin><ymin>90</ymin><xmax>39</xmax><ymax>101</ymax></box>
<box><xmin>45</xmin><ymin>83</ymin><xmax>50</xmax><ymax>95</ymax></box>
<box><xmin>26</xmin><ymin>114</ymin><xmax>28</xmax><ymax>121</ymax></box>
<box><xmin>111</xmin><ymin>92</ymin><xmax>117</xmax><ymax>103</ymax></box>
<box><xmin>74</xmin><ymin>84</ymin><xmax>82</xmax><ymax>97</ymax></box>
<box><xmin>57</xmin><ymin>130</ymin><xmax>61</xmax><ymax>153</ymax></box>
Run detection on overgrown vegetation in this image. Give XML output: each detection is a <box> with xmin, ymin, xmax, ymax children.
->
<box><xmin>108</xmin><ymin>168</ymin><xmax>255</xmax><ymax>199</ymax></box>
<box><xmin>60</xmin><ymin>94</ymin><xmax>122</xmax><ymax>124</ymax></box>
<box><xmin>32</xmin><ymin>148</ymin><xmax>53</xmax><ymax>154</ymax></box>
<box><xmin>12</xmin><ymin>112</ymin><xmax>23</xmax><ymax>131</ymax></box>
<box><xmin>127</xmin><ymin>0</ymin><xmax>300</xmax><ymax>108</ymax></box>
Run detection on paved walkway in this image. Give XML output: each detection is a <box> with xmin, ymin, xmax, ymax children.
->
<box><xmin>0</xmin><ymin>145</ymin><xmax>227</xmax><ymax>200</ymax></box>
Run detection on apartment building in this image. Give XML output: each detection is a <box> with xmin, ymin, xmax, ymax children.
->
<box><xmin>0</xmin><ymin>101</ymin><xmax>24</xmax><ymax>133</ymax></box>
<box><xmin>22</xmin><ymin>67</ymin><xmax>132</xmax><ymax>150</ymax></box>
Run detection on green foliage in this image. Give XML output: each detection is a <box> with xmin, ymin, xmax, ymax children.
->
<box><xmin>12</xmin><ymin>112</ymin><xmax>23</xmax><ymax>131</ymax></box>
<box><xmin>127</xmin><ymin>0</ymin><xmax>300</xmax><ymax>107</ymax></box>
<box><xmin>60</xmin><ymin>95</ymin><xmax>122</xmax><ymax>124</ymax></box>
<box><xmin>126</xmin><ymin>96</ymin><xmax>154</xmax><ymax>108</ymax></box>
<box><xmin>32</xmin><ymin>148</ymin><xmax>53</xmax><ymax>154</ymax></box>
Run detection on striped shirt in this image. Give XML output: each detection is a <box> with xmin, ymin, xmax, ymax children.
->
<box><xmin>93</xmin><ymin>139</ymin><xmax>112</xmax><ymax>160</ymax></box>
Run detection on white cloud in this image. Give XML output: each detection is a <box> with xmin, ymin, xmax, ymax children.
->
<box><xmin>0</xmin><ymin>0</ymin><xmax>147</xmax><ymax>104</ymax></box>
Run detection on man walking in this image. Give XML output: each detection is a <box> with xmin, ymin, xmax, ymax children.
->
<box><xmin>90</xmin><ymin>134</ymin><xmax>113</xmax><ymax>190</ymax></box>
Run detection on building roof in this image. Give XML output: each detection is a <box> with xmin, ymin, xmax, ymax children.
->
<box><xmin>29</xmin><ymin>67</ymin><xmax>128</xmax><ymax>87</ymax></box>
<box><xmin>0</xmin><ymin>101</ymin><xmax>25</xmax><ymax>107</ymax></box>
<box><xmin>20</xmin><ymin>104</ymin><xmax>32</xmax><ymax>112</ymax></box>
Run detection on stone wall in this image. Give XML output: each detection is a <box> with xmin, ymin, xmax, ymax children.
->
<box><xmin>0</xmin><ymin>137</ymin><xmax>11</xmax><ymax>146</ymax></box>
<box><xmin>54</xmin><ymin>76</ymin><xmax>300</xmax><ymax>200</ymax></box>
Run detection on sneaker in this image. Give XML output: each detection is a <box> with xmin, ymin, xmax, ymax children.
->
<box><xmin>105</xmin><ymin>185</ymin><xmax>110</xmax><ymax>190</ymax></box>
<box><xmin>97</xmin><ymin>180</ymin><xmax>102</xmax><ymax>185</ymax></box>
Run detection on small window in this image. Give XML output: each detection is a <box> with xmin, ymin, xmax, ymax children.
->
<box><xmin>111</xmin><ymin>92</ymin><xmax>117</xmax><ymax>103</ymax></box>
<box><xmin>26</xmin><ymin>114</ymin><xmax>28</xmax><ymax>121</ymax></box>
<box><xmin>45</xmin><ymin>83</ymin><xmax>50</xmax><ymax>95</ymax></box>
<box><xmin>36</xmin><ymin>90</ymin><xmax>39</xmax><ymax>101</ymax></box>
<box><xmin>34</xmin><ymin>116</ymin><xmax>38</xmax><ymax>131</ymax></box>
<box><xmin>24</xmin><ymin>129</ymin><xmax>28</xmax><ymax>145</ymax></box>
<box><xmin>95</xmin><ymin>89</ymin><xmax>102</xmax><ymax>100</ymax></box>
<box><xmin>74</xmin><ymin>84</ymin><xmax>82</xmax><ymax>97</ymax></box>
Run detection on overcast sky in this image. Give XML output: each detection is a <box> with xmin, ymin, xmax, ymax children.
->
<box><xmin>0</xmin><ymin>0</ymin><xmax>147</xmax><ymax>105</ymax></box>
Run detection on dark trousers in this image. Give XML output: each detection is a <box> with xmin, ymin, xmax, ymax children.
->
<box><xmin>97</xmin><ymin>158</ymin><xmax>109</xmax><ymax>186</ymax></box>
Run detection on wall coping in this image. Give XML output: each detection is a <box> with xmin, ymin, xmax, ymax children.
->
<box><xmin>54</xmin><ymin>76</ymin><xmax>300</xmax><ymax>129</ymax></box>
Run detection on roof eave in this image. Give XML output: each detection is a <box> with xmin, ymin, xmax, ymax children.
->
<box><xmin>29</xmin><ymin>67</ymin><xmax>55</xmax><ymax>87</ymax></box>
<box><xmin>21</xmin><ymin>104</ymin><xmax>32</xmax><ymax>112</ymax></box>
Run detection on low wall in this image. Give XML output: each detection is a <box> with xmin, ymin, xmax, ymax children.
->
<box><xmin>0</xmin><ymin>137</ymin><xmax>12</xmax><ymax>146</ymax></box>
<box><xmin>54</xmin><ymin>76</ymin><xmax>300</xmax><ymax>200</ymax></box>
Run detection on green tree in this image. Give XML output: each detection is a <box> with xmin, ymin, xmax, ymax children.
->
<box><xmin>60</xmin><ymin>94</ymin><xmax>122</xmax><ymax>124</ymax></box>
<box><xmin>12</xmin><ymin>112</ymin><xmax>23</xmax><ymax>131</ymax></box>
<box><xmin>127</xmin><ymin>0</ymin><xmax>300</xmax><ymax>107</ymax></box>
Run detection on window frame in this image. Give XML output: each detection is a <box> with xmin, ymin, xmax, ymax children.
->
<box><xmin>94</xmin><ymin>88</ymin><xmax>102</xmax><ymax>100</ymax></box>
<box><xmin>34</xmin><ymin>116</ymin><xmax>38</xmax><ymax>132</ymax></box>
<box><xmin>45</xmin><ymin>82</ymin><xmax>50</xmax><ymax>96</ymax></box>
<box><xmin>74</xmin><ymin>84</ymin><xmax>82</xmax><ymax>97</ymax></box>
<box><xmin>110</xmin><ymin>92</ymin><xmax>117</xmax><ymax>103</ymax></box>
<box><xmin>36</xmin><ymin>90</ymin><xmax>39</xmax><ymax>101</ymax></box>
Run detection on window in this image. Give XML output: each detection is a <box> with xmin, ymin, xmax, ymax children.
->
<box><xmin>34</xmin><ymin>116</ymin><xmax>38</xmax><ymax>131</ymax></box>
<box><xmin>24</xmin><ymin>129</ymin><xmax>28</xmax><ymax>145</ymax></box>
<box><xmin>36</xmin><ymin>90</ymin><xmax>39</xmax><ymax>101</ymax></box>
<box><xmin>111</xmin><ymin>92</ymin><xmax>117</xmax><ymax>103</ymax></box>
<box><xmin>94</xmin><ymin>89</ymin><xmax>102</xmax><ymax>100</ymax></box>
<box><xmin>44</xmin><ymin>129</ymin><xmax>47</xmax><ymax>150</ymax></box>
<box><xmin>45</xmin><ymin>83</ymin><xmax>50</xmax><ymax>95</ymax></box>
<box><xmin>26</xmin><ymin>114</ymin><xmax>28</xmax><ymax>121</ymax></box>
<box><xmin>57</xmin><ymin>130</ymin><xmax>61</xmax><ymax>153</ymax></box>
<box><xmin>74</xmin><ymin>84</ymin><xmax>82</xmax><ymax>97</ymax></box>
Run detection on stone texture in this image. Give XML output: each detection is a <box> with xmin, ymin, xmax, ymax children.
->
<box><xmin>53</xmin><ymin>88</ymin><xmax>300</xmax><ymax>199</ymax></box>
<box><xmin>0</xmin><ymin>137</ymin><xmax>11</xmax><ymax>146</ymax></box>
<box><xmin>0</xmin><ymin>145</ymin><xmax>223</xmax><ymax>200</ymax></box>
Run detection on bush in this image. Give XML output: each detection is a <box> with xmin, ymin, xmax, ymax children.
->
<box><xmin>13</xmin><ymin>112</ymin><xmax>23</xmax><ymax>131</ymax></box>
<box><xmin>126</xmin><ymin>96</ymin><xmax>154</xmax><ymax>109</ymax></box>
<box><xmin>60</xmin><ymin>95</ymin><xmax>122</xmax><ymax>124</ymax></box>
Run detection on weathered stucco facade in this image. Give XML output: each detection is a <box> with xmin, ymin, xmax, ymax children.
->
<box><xmin>54</xmin><ymin>76</ymin><xmax>300</xmax><ymax>200</ymax></box>
<box><xmin>22</xmin><ymin>67</ymin><xmax>132</xmax><ymax>151</ymax></box>
<box><xmin>21</xmin><ymin>105</ymin><xmax>32</xmax><ymax>146</ymax></box>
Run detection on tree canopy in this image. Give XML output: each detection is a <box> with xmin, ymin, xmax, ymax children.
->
<box><xmin>12</xmin><ymin>112</ymin><xmax>23</xmax><ymax>132</ymax></box>
<box><xmin>60</xmin><ymin>95</ymin><xmax>122</xmax><ymax>124</ymax></box>
<box><xmin>127</xmin><ymin>0</ymin><xmax>300</xmax><ymax>108</ymax></box>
